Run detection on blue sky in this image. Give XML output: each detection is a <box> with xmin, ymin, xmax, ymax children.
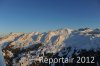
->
<box><xmin>0</xmin><ymin>0</ymin><xmax>100</xmax><ymax>33</ymax></box>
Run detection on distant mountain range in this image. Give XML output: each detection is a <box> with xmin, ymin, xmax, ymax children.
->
<box><xmin>0</xmin><ymin>28</ymin><xmax>100</xmax><ymax>66</ymax></box>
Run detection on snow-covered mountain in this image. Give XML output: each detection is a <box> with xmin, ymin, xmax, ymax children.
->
<box><xmin>0</xmin><ymin>28</ymin><xmax>100</xmax><ymax>66</ymax></box>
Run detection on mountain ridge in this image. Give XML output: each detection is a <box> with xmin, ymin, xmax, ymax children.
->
<box><xmin>0</xmin><ymin>28</ymin><xmax>100</xmax><ymax>66</ymax></box>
